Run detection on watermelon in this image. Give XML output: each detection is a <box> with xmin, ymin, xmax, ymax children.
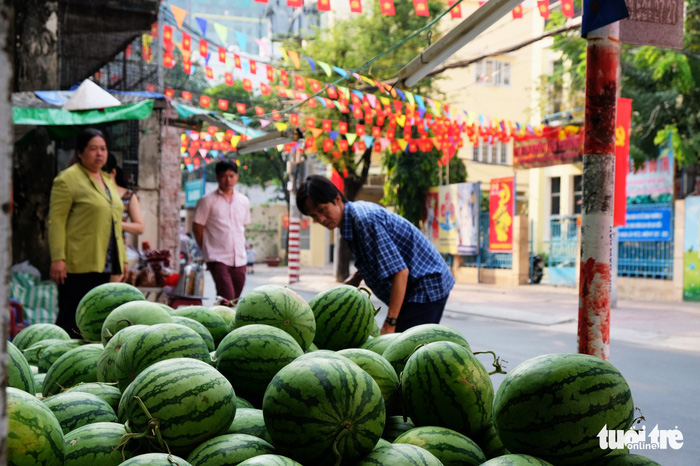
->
<box><xmin>34</xmin><ymin>372</ymin><xmax>46</xmax><ymax>393</ymax></box>
<box><xmin>96</xmin><ymin>325</ymin><xmax>148</xmax><ymax>383</ymax></box>
<box><xmin>382</xmin><ymin>416</ymin><xmax>415</xmax><ymax>442</ymax></box>
<box><xmin>210</xmin><ymin>305</ymin><xmax>237</xmax><ymax>328</ymax></box>
<box><xmin>360</xmin><ymin>333</ymin><xmax>401</xmax><ymax>355</ymax></box>
<box><xmin>64</xmin><ymin>422</ymin><xmax>136</xmax><ymax>466</ymax></box>
<box><xmin>171</xmin><ymin>305</ymin><xmax>229</xmax><ymax>345</ymax></box>
<box><xmin>8</xmin><ymin>341</ymin><xmax>36</xmax><ymax>394</ymax></box>
<box><xmin>263</xmin><ymin>356</ymin><xmax>386</xmax><ymax>464</ymax></box>
<box><xmin>237</xmin><ymin>397</ymin><xmax>255</xmax><ymax>409</ymax></box>
<box><xmin>337</xmin><ymin>348</ymin><xmax>399</xmax><ymax>409</ymax></box>
<box><xmin>228</xmin><ymin>408</ymin><xmax>273</xmax><ymax>443</ymax></box>
<box><xmin>402</xmin><ymin>341</ymin><xmax>493</xmax><ymax>438</ymax></box>
<box><xmin>216</xmin><ymin>324</ymin><xmax>304</xmax><ymax>405</ymax></box>
<box><xmin>369</xmin><ymin>318</ymin><xmax>381</xmax><ymax>338</ymax></box>
<box><xmin>234</xmin><ymin>285</ymin><xmax>316</xmax><ymax>351</ymax></box>
<box><xmin>474</xmin><ymin>423</ymin><xmax>509</xmax><ymax>459</ymax></box>
<box><xmin>171</xmin><ymin>315</ymin><xmax>216</xmax><ymax>351</ymax></box>
<box><xmin>395</xmin><ymin>426</ymin><xmax>486</xmax><ymax>466</ymax></box>
<box><xmin>306</xmin><ymin>342</ymin><xmax>319</xmax><ymax>353</ymax></box>
<box><xmin>238</xmin><ymin>455</ymin><xmax>302</xmax><ymax>466</ymax></box>
<box><xmin>309</xmin><ymin>285</ymin><xmax>377</xmax><ymax>350</ymax></box>
<box><xmin>186</xmin><ymin>433</ymin><xmax>276</xmax><ymax>466</ymax></box>
<box><xmin>118</xmin><ymin>453</ymin><xmax>192</xmax><ymax>465</ymax></box>
<box><xmin>7</xmin><ymin>387</ymin><xmax>65</xmax><ymax>465</ymax></box>
<box><xmin>357</xmin><ymin>444</ymin><xmax>443</xmax><ymax>465</ymax></box>
<box><xmin>23</xmin><ymin>338</ymin><xmax>80</xmax><ymax>366</ymax></box>
<box><xmin>42</xmin><ymin>343</ymin><xmax>104</xmax><ymax>397</ymax></box>
<box><xmin>118</xmin><ymin>358</ymin><xmax>236</xmax><ymax>453</ymax></box>
<box><xmin>65</xmin><ymin>382</ymin><xmax>122</xmax><ymax>413</ymax></box>
<box><xmin>42</xmin><ymin>392</ymin><xmax>117</xmax><ymax>434</ymax></box>
<box><xmin>114</xmin><ymin>323</ymin><xmax>211</xmax><ymax>391</ymax></box>
<box><xmin>76</xmin><ymin>283</ymin><xmax>145</xmax><ymax>341</ymax></box>
<box><xmin>599</xmin><ymin>453</ymin><xmax>663</xmax><ymax>465</ymax></box>
<box><xmin>382</xmin><ymin>324</ymin><xmax>472</xmax><ymax>376</ymax></box>
<box><xmin>100</xmin><ymin>301</ymin><xmax>172</xmax><ymax>344</ymax></box>
<box><xmin>492</xmin><ymin>353</ymin><xmax>635</xmax><ymax>465</ymax></box>
<box><xmin>374</xmin><ymin>438</ymin><xmax>391</xmax><ymax>450</ymax></box>
<box><xmin>12</xmin><ymin>323</ymin><xmax>70</xmax><ymax>350</ymax></box>
<box><xmin>480</xmin><ymin>454</ymin><xmax>554</xmax><ymax>465</ymax></box>
<box><xmin>34</xmin><ymin>339</ymin><xmax>86</xmax><ymax>373</ymax></box>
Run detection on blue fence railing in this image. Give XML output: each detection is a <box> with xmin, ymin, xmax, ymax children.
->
<box><xmin>461</xmin><ymin>212</ymin><xmax>512</xmax><ymax>269</ymax></box>
<box><xmin>618</xmin><ymin>204</ymin><xmax>674</xmax><ymax>280</ymax></box>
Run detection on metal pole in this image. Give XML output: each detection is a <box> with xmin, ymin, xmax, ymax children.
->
<box><xmin>156</xmin><ymin>6</ymin><xmax>164</xmax><ymax>92</ymax></box>
<box><xmin>578</xmin><ymin>22</ymin><xmax>620</xmax><ymax>360</ymax></box>
<box><xmin>287</xmin><ymin>142</ymin><xmax>302</xmax><ymax>284</ymax></box>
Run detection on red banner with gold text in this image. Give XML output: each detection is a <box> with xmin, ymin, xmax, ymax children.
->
<box><xmin>489</xmin><ymin>177</ymin><xmax>515</xmax><ymax>252</ymax></box>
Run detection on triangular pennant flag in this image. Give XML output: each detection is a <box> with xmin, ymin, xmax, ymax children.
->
<box><xmin>346</xmin><ymin>133</ymin><xmax>358</xmax><ymax>146</ymax></box>
<box><xmin>235</xmin><ymin>31</ymin><xmax>248</xmax><ymax>52</ymax></box>
<box><xmin>351</xmin><ymin>90</ymin><xmax>364</xmax><ymax>101</ymax></box>
<box><xmin>195</xmin><ymin>17</ymin><xmax>208</xmax><ymax>37</ymax></box>
<box><xmin>287</xmin><ymin>50</ymin><xmax>301</xmax><ymax>69</ymax></box>
<box><xmin>278</xmin><ymin>47</ymin><xmax>289</xmax><ymax>63</ymax></box>
<box><xmin>398</xmin><ymin>139</ymin><xmax>409</xmax><ymax>150</ymax></box>
<box><xmin>255</xmin><ymin>38</ymin><xmax>270</xmax><ymax>56</ymax></box>
<box><xmin>329</xmin><ymin>131</ymin><xmax>339</xmax><ymax>141</ymax></box>
<box><xmin>260</xmin><ymin>119</ymin><xmax>271</xmax><ymax>128</ymax></box>
<box><xmin>332</xmin><ymin>66</ymin><xmax>349</xmax><ymax>78</ymax></box>
<box><xmin>317</xmin><ymin>61</ymin><xmax>332</xmax><ymax>77</ymax></box>
<box><xmin>310</xmin><ymin>128</ymin><xmax>324</xmax><ymax>138</ymax></box>
<box><xmin>304</xmin><ymin>56</ymin><xmax>316</xmax><ymax>70</ymax></box>
<box><xmin>366</xmin><ymin>94</ymin><xmax>377</xmax><ymax>108</ymax></box>
<box><xmin>231</xmin><ymin>135</ymin><xmax>241</xmax><ymax>148</ymax></box>
<box><xmin>405</xmin><ymin>91</ymin><xmax>415</xmax><ymax>105</ymax></box>
<box><xmin>214</xmin><ymin>23</ymin><xmax>228</xmax><ymax>44</ymax></box>
<box><xmin>170</xmin><ymin>5</ymin><xmax>187</xmax><ymax>29</ymax></box>
<box><xmin>276</xmin><ymin>122</ymin><xmax>289</xmax><ymax>131</ymax></box>
<box><xmin>241</xmin><ymin>116</ymin><xmax>253</xmax><ymax>126</ymax></box>
<box><xmin>363</xmin><ymin>136</ymin><xmax>375</xmax><ymax>147</ymax></box>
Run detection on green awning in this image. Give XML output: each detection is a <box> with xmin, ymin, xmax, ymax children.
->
<box><xmin>13</xmin><ymin>99</ymin><xmax>155</xmax><ymax>126</ymax></box>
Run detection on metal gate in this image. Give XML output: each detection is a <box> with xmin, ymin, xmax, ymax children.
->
<box><xmin>549</xmin><ymin>215</ymin><xmax>579</xmax><ymax>287</ymax></box>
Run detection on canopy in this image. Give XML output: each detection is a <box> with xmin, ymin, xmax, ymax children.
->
<box><xmin>13</xmin><ymin>100</ymin><xmax>155</xmax><ymax>126</ymax></box>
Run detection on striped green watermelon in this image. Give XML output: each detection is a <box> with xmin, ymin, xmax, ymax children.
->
<box><xmin>186</xmin><ymin>433</ymin><xmax>276</xmax><ymax>466</ymax></box>
<box><xmin>337</xmin><ymin>348</ymin><xmax>399</xmax><ymax>409</ymax></box>
<box><xmin>369</xmin><ymin>318</ymin><xmax>381</xmax><ymax>338</ymax></box>
<box><xmin>309</xmin><ymin>285</ymin><xmax>377</xmax><ymax>350</ymax></box>
<box><xmin>34</xmin><ymin>372</ymin><xmax>46</xmax><ymax>393</ymax></box>
<box><xmin>210</xmin><ymin>305</ymin><xmax>237</xmax><ymax>329</ymax></box>
<box><xmin>63</xmin><ymin>422</ymin><xmax>136</xmax><ymax>466</ymax></box>
<box><xmin>237</xmin><ymin>396</ymin><xmax>255</xmax><ymax>409</ymax></box>
<box><xmin>599</xmin><ymin>453</ymin><xmax>662</xmax><ymax>465</ymax></box>
<box><xmin>7</xmin><ymin>387</ymin><xmax>65</xmax><ymax>465</ymax></box>
<box><xmin>480</xmin><ymin>454</ymin><xmax>554</xmax><ymax>465</ymax></box>
<box><xmin>171</xmin><ymin>306</ymin><xmax>229</xmax><ymax>345</ymax></box>
<box><xmin>8</xmin><ymin>341</ymin><xmax>36</xmax><ymax>394</ymax></box>
<box><xmin>306</xmin><ymin>342</ymin><xmax>319</xmax><ymax>353</ymax></box>
<box><xmin>234</xmin><ymin>285</ymin><xmax>316</xmax><ymax>351</ymax></box>
<box><xmin>65</xmin><ymin>382</ymin><xmax>122</xmax><ymax>412</ymax></box>
<box><xmin>262</xmin><ymin>356</ymin><xmax>385</xmax><ymax>464</ymax></box>
<box><xmin>96</xmin><ymin>325</ymin><xmax>148</xmax><ymax>383</ymax></box>
<box><xmin>374</xmin><ymin>438</ymin><xmax>391</xmax><ymax>450</ymax></box>
<box><xmin>238</xmin><ymin>455</ymin><xmax>302</xmax><ymax>466</ymax></box>
<box><xmin>171</xmin><ymin>315</ymin><xmax>215</xmax><ymax>351</ymax></box>
<box><xmin>402</xmin><ymin>341</ymin><xmax>493</xmax><ymax>438</ymax></box>
<box><xmin>493</xmin><ymin>353</ymin><xmax>635</xmax><ymax>465</ymax></box>
<box><xmin>118</xmin><ymin>358</ymin><xmax>236</xmax><ymax>453</ymax></box>
<box><xmin>114</xmin><ymin>323</ymin><xmax>211</xmax><ymax>391</ymax></box>
<box><xmin>381</xmin><ymin>416</ymin><xmax>415</xmax><ymax>442</ymax></box>
<box><xmin>383</xmin><ymin>324</ymin><xmax>472</xmax><ymax>376</ymax></box>
<box><xmin>357</xmin><ymin>444</ymin><xmax>443</xmax><ymax>465</ymax></box>
<box><xmin>100</xmin><ymin>301</ymin><xmax>172</xmax><ymax>344</ymax></box>
<box><xmin>76</xmin><ymin>283</ymin><xmax>145</xmax><ymax>341</ymax></box>
<box><xmin>43</xmin><ymin>343</ymin><xmax>104</xmax><ymax>397</ymax></box>
<box><xmin>395</xmin><ymin>426</ymin><xmax>486</xmax><ymax>466</ymax></box>
<box><xmin>23</xmin><ymin>338</ymin><xmax>79</xmax><ymax>366</ymax></box>
<box><xmin>216</xmin><ymin>324</ymin><xmax>304</xmax><ymax>405</ymax></box>
<box><xmin>12</xmin><ymin>323</ymin><xmax>70</xmax><ymax>351</ymax></box>
<box><xmin>360</xmin><ymin>333</ymin><xmax>401</xmax><ymax>355</ymax></box>
<box><xmin>33</xmin><ymin>339</ymin><xmax>85</xmax><ymax>373</ymax></box>
<box><xmin>474</xmin><ymin>423</ymin><xmax>509</xmax><ymax>459</ymax></box>
<box><xmin>228</xmin><ymin>409</ymin><xmax>273</xmax><ymax>443</ymax></box>
<box><xmin>42</xmin><ymin>392</ymin><xmax>117</xmax><ymax>434</ymax></box>
<box><xmin>119</xmin><ymin>453</ymin><xmax>192</xmax><ymax>465</ymax></box>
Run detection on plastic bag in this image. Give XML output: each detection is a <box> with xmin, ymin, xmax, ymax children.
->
<box><xmin>10</xmin><ymin>260</ymin><xmax>42</xmax><ymax>281</ymax></box>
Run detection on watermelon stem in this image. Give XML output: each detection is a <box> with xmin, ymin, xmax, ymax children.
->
<box><xmin>133</xmin><ymin>395</ymin><xmax>172</xmax><ymax>454</ymax></box>
<box><xmin>474</xmin><ymin>351</ymin><xmax>507</xmax><ymax>375</ymax></box>
<box><xmin>332</xmin><ymin>421</ymin><xmax>352</xmax><ymax>466</ymax></box>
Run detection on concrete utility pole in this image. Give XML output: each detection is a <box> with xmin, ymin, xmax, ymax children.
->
<box><xmin>578</xmin><ymin>22</ymin><xmax>620</xmax><ymax>360</ymax></box>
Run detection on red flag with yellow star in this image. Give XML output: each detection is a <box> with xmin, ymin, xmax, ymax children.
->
<box><xmin>413</xmin><ymin>0</ymin><xmax>429</xmax><ymax>17</ymax></box>
<box><xmin>199</xmin><ymin>95</ymin><xmax>210</xmax><ymax>108</ymax></box>
<box><xmin>236</xmin><ymin>103</ymin><xmax>247</xmax><ymax>114</ymax></box>
<box><xmin>182</xmin><ymin>33</ymin><xmax>191</xmax><ymax>51</ymax></box>
<box><xmin>218</xmin><ymin>99</ymin><xmax>229</xmax><ymax>111</ymax></box>
<box><xmin>205</xmin><ymin>66</ymin><xmax>214</xmax><ymax>79</ymax></box>
<box><xmin>280</xmin><ymin>70</ymin><xmax>289</xmax><ymax>87</ymax></box>
<box><xmin>250</xmin><ymin>60</ymin><xmax>257</xmax><ymax>74</ymax></box>
<box><xmin>287</xmin><ymin>0</ymin><xmax>302</xmax><ymax>7</ymax></box>
<box><xmin>349</xmin><ymin>0</ymin><xmax>362</xmax><ymax>13</ymax></box>
<box><xmin>512</xmin><ymin>5</ymin><xmax>523</xmax><ymax>19</ymax></box>
<box><xmin>163</xmin><ymin>25</ymin><xmax>173</xmax><ymax>45</ymax></box>
<box><xmin>537</xmin><ymin>0</ymin><xmax>550</xmax><ymax>19</ymax></box>
<box><xmin>225</xmin><ymin>72</ymin><xmax>233</xmax><ymax>86</ymax></box>
<box><xmin>379</xmin><ymin>0</ymin><xmax>395</xmax><ymax>15</ymax></box>
<box><xmin>561</xmin><ymin>0</ymin><xmax>574</xmax><ymax>18</ymax></box>
<box><xmin>234</xmin><ymin>54</ymin><xmax>242</xmax><ymax>69</ymax></box>
<box><xmin>318</xmin><ymin>0</ymin><xmax>331</xmax><ymax>11</ymax></box>
<box><xmin>218</xmin><ymin>47</ymin><xmax>226</xmax><ymax>63</ymax></box>
<box><xmin>199</xmin><ymin>39</ymin><xmax>207</xmax><ymax>58</ymax></box>
<box><xmin>448</xmin><ymin>0</ymin><xmax>462</xmax><ymax>19</ymax></box>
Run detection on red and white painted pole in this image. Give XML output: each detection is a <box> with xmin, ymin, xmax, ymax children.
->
<box><xmin>578</xmin><ymin>22</ymin><xmax>620</xmax><ymax>360</ymax></box>
<box><xmin>288</xmin><ymin>212</ymin><xmax>300</xmax><ymax>284</ymax></box>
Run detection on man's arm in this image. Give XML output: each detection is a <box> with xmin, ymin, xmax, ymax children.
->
<box><xmin>343</xmin><ymin>270</ymin><xmax>363</xmax><ymax>287</ymax></box>
<box><xmin>192</xmin><ymin>222</ymin><xmax>205</xmax><ymax>250</ymax></box>
<box><xmin>381</xmin><ymin>267</ymin><xmax>409</xmax><ymax>335</ymax></box>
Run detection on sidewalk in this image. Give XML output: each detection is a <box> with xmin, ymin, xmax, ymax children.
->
<box><xmin>205</xmin><ymin>263</ymin><xmax>700</xmax><ymax>354</ymax></box>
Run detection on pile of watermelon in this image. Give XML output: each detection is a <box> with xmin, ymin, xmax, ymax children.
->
<box><xmin>7</xmin><ymin>281</ymin><xmax>662</xmax><ymax>465</ymax></box>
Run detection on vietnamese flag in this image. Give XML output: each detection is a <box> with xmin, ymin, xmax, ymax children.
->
<box><xmin>449</xmin><ymin>0</ymin><xmax>461</xmax><ymax>19</ymax></box>
<box><xmin>272</xmin><ymin>112</ymin><xmax>282</xmax><ymax>121</ymax></box>
<box><xmin>327</xmin><ymin>86</ymin><xmax>338</xmax><ymax>100</ymax></box>
<box><xmin>225</xmin><ymin>130</ymin><xmax>234</xmax><ymax>140</ymax></box>
<box><xmin>356</xmin><ymin>124</ymin><xmax>365</xmax><ymax>137</ymax></box>
<box><xmin>318</xmin><ymin>0</ymin><xmax>331</xmax><ymax>11</ymax></box>
<box><xmin>280</xmin><ymin>70</ymin><xmax>289</xmax><ymax>87</ymax></box>
<box><xmin>323</xmin><ymin>139</ymin><xmax>334</xmax><ymax>152</ymax></box>
<box><xmin>266</xmin><ymin>65</ymin><xmax>274</xmax><ymax>81</ymax></box>
<box><xmin>181</xmin><ymin>91</ymin><xmax>192</xmax><ymax>101</ymax></box>
<box><xmin>561</xmin><ymin>0</ymin><xmax>574</xmax><ymax>18</ymax></box>
<box><xmin>236</xmin><ymin>103</ymin><xmax>247</xmax><ymax>114</ymax></box>
<box><xmin>163</xmin><ymin>25</ymin><xmax>173</xmax><ymax>44</ymax></box>
<box><xmin>339</xmin><ymin>139</ymin><xmax>349</xmax><ymax>151</ymax></box>
<box><xmin>512</xmin><ymin>5</ymin><xmax>523</xmax><ymax>19</ymax></box>
<box><xmin>218</xmin><ymin>99</ymin><xmax>229</xmax><ymax>111</ymax></box>
<box><xmin>163</xmin><ymin>53</ymin><xmax>175</xmax><ymax>68</ymax></box>
<box><xmin>182</xmin><ymin>33</ymin><xmax>191</xmax><ymax>51</ymax></box>
<box><xmin>260</xmin><ymin>83</ymin><xmax>272</xmax><ymax>96</ymax></box>
<box><xmin>306</xmin><ymin>117</ymin><xmax>316</xmax><ymax>128</ymax></box>
<box><xmin>290</xmin><ymin>114</ymin><xmax>299</xmax><ymax>125</ymax></box>
<box><xmin>199</xmin><ymin>39</ymin><xmax>208</xmax><ymax>58</ymax></box>
<box><xmin>339</xmin><ymin>122</ymin><xmax>348</xmax><ymax>134</ymax></box>
<box><xmin>225</xmin><ymin>72</ymin><xmax>233</xmax><ymax>86</ymax></box>
<box><xmin>205</xmin><ymin>66</ymin><xmax>214</xmax><ymax>79</ymax></box>
<box><xmin>287</xmin><ymin>0</ymin><xmax>302</xmax><ymax>7</ymax></box>
<box><xmin>164</xmin><ymin>88</ymin><xmax>175</xmax><ymax>98</ymax></box>
<box><xmin>255</xmin><ymin>106</ymin><xmax>265</xmax><ymax>116</ymax></box>
<box><xmin>242</xmin><ymin>79</ymin><xmax>253</xmax><ymax>92</ymax></box>
<box><xmin>234</xmin><ymin>54</ymin><xmax>242</xmax><ymax>69</ymax></box>
<box><xmin>379</xmin><ymin>0</ymin><xmax>396</xmax><ymax>15</ymax></box>
<box><xmin>308</xmin><ymin>78</ymin><xmax>322</xmax><ymax>93</ymax></box>
<box><xmin>323</xmin><ymin>120</ymin><xmax>332</xmax><ymax>132</ymax></box>
<box><xmin>413</xmin><ymin>0</ymin><xmax>429</xmax><ymax>16</ymax></box>
<box><xmin>199</xmin><ymin>95</ymin><xmax>210</xmax><ymax>108</ymax></box>
<box><xmin>387</xmin><ymin>128</ymin><xmax>395</xmax><ymax>140</ymax></box>
<box><xmin>218</xmin><ymin>46</ymin><xmax>226</xmax><ymax>63</ymax></box>
<box><xmin>349</xmin><ymin>0</ymin><xmax>362</xmax><ymax>13</ymax></box>
<box><xmin>372</xmin><ymin>126</ymin><xmax>381</xmax><ymax>138</ymax></box>
<box><xmin>294</xmin><ymin>74</ymin><xmax>305</xmax><ymax>91</ymax></box>
<box><xmin>250</xmin><ymin>60</ymin><xmax>257</xmax><ymax>74</ymax></box>
<box><xmin>537</xmin><ymin>0</ymin><xmax>550</xmax><ymax>19</ymax></box>
<box><xmin>390</xmin><ymin>140</ymin><xmax>401</xmax><ymax>152</ymax></box>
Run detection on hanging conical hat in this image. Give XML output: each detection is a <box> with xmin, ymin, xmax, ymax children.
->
<box><xmin>62</xmin><ymin>79</ymin><xmax>122</xmax><ymax>111</ymax></box>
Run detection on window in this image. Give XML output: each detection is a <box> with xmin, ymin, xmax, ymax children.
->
<box><xmin>573</xmin><ymin>175</ymin><xmax>583</xmax><ymax>215</ymax></box>
<box><xmin>475</xmin><ymin>59</ymin><xmax>512</xmax><ymax>87</ymax></box>
<box><xmin>472</xmin><ymin>145</ymin><xmax>479</xmax><ymax>161</ymax></box>
<box><xmin>551</xmin><ymin>177</ymin><xmax>561</xmax><ymax>216</ymax></box>
<box><xmin>471</xmin><ymin>142</ymin><xmax>510</xmax><ymax>165</ymax></box>
<box><xmin>500</xmin><ymin>143</ymin><xmax>508</xmax><ymax>164</ymax></box>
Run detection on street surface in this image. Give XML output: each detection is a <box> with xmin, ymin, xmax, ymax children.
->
<box><xmin>203</xmin><ymin>264</ymin><xmax>700</xmax><ymax>465</ymax></box>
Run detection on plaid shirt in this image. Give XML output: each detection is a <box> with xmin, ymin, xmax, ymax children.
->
<box><xmin>340</xmin><ymin>201</ymin><xmax>454</xmax><ymax>305</ymax></box>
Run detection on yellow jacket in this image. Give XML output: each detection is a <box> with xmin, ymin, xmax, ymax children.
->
<box><xmin>48</xmin><ymin>163</ymin><xmax>126</xmax><ymax>274</ymax></box>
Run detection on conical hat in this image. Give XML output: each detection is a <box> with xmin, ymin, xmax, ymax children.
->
<box><xmin>62</xmin><ymin>79</ymin><xmax>122</xmax><ymax>111</ymax></box>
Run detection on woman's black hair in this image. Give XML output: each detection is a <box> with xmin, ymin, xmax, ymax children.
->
<box><xmin>296</xmin><ymin>175</ymin><xmax>347</xmax><ymax>215</ymax></box>
<box><xmin>215</xmin><ymin>160</ymin><xmax>238</xmax><ymax>175</ymax></box>
<box><xmin>76</xmin><ymin>128</ymin><xmax>105</xmax><ymax>154</ymax></box>
<box><xmin>102</xmin><ymin>153</ymin><xmax>128</xmax><ymax>187</ymax></box>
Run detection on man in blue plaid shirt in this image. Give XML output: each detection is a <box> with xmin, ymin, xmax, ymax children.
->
<box><xmin>297</xmin><ymin>175</ymin><xmax>454</xmax><ymax>335</ymax></box>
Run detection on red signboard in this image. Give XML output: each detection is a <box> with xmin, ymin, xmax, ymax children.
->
<box><xmin>489</xmin><ymin>177</ymin><xmax>515</xmax><ymax>252</ymax></box>
<box><xmin>513</xmin><ymin>128</ymin><xmax>583</xmax><ymax>168</ymax></box>
<box><xmin>614</xmin><ymin>98</ymin><xmax>632</xmax><ymax>226</ymax></box>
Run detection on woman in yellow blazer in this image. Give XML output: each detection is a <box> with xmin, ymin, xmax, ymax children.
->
<box><xmin>48</xmin><ymin>128</ymin><xmax>126</xmax><ymax>336</ymax></box>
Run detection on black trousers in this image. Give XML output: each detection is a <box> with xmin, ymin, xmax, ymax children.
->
<box><xmin>56</xmin><ymin>273</ymin><xmax>111</xmax><ymax>338</ymax></box>
<box><xmin>395</xmin><ymin>295</ymin><xmax>449</xmax><ymax>333</ymax></box>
